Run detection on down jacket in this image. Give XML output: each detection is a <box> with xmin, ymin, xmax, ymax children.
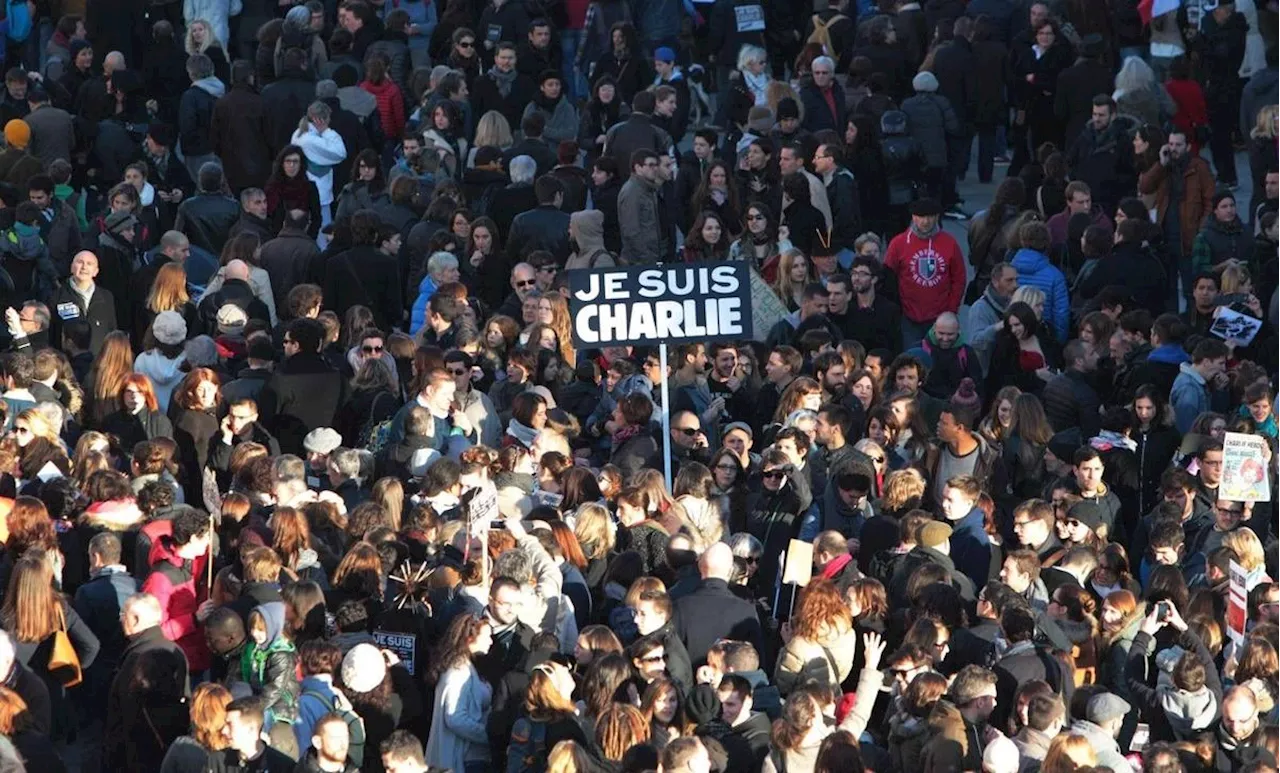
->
<box><xmin>901</xmin><ymin>91</ymin><xmax>960</xmax><ymax>168</ymax></box>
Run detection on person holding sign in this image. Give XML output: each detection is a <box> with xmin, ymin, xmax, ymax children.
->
<box><xmin>744</xmin><ymin>449</ymin><xmax>812</xmax><ymax>608</ymax></box>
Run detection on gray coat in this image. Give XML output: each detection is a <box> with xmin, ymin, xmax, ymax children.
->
<box><xmin>523</xmin><ymin>96</ymin><xmax>580</xmax><ymax>146</ymax></box>
<box><xmin>24</xmin><ymin>103</ymin><xmax>75</xmax><ymax>168</ymax></box>
<box><xmin>901</xmin><ymin>91</ymin><xmax>960</xmax><ymax>168</ymax></box>
<box><xmin>617</xmin><ymin>174</ymin><xmax>663</xmax><ymax>264</ymax></box>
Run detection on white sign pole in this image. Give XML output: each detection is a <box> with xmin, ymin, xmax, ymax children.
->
<box><xmin>660</xmin><ymin>343</ymin><xmax>672</xmax><ymax>491</ymax></box>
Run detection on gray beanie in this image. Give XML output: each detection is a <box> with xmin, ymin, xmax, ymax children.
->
<box><xmin>912</xmin><ymin>71</ymin><xmax>939</xmax><ymax>93</ymax></box>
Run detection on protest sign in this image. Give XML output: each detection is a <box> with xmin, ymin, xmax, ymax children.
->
<box><xmin>1222</xmin><ymin>431</ymin><xmax>1271</xmax><ymax>502</ymax></box>
<box><xmin>568</xmin><ymin>263</ymin><xmax>753</xmax><ymax>347</ymax></box>
<box><xmin>749</xmin><ymin>267</ymin><xmax>789</xmax><ymax>343</ymax></box>
<box><xmin>1210</xmin><ymin>306</ymin><xmax>1263</xmax><ymax>346</ymax></box>
<box><xmin>781</xmin><ymin>539</ymin><xmax>814</xmax><ymax>587</ymax></box>
<box><xmin>373</xmin><ymin>630</ymin><xmax>418</xmax><ymax>675</ymax></box>
<box><xmin>1228</xmin><ymin>561</ymin><xmax>1248</xmax><ymax>645</ymax></box>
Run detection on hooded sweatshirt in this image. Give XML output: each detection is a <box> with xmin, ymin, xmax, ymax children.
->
<box><xmin>133</xmin><ymin>350</ymin><xmax>188</xmax><ymax>413</ymax></box>
<box><xmin>565</xmin><ymin>209</ymin><xmax>615</xmax><ymax>270</ymax></box>
<box><xmin>884</xmin><ymin>223</ymin><xmax>965</xmax><ymax>323</ymax></box>
<box><xmin>1171</xmin><ymin>362</ymin><xmax>1211</xmax><ymax>433</ymax></box>
<box><xmin>0</xmin><ymin>223</ymin><xmax>55</xmax><ymax>300</ymax></box>
<box><xmin>242</xmin><ymin>600</ymin><xmax>299</xmax><ymax>722</ymax></box>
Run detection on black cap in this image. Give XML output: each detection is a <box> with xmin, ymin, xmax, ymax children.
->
<box><xmin>910</xmin><ymin>197</ymin><xmax>942</xmax><ymax>217</ymax></box>
<box><xmin>26</xmin><ymin>85</ymin><xmax>47</xmax><ymax>103</ymax></box>
<box><xmin>1066</xmin><ymin>500</ymin><xmax>1104</xmax><ymax>531</ymax></box>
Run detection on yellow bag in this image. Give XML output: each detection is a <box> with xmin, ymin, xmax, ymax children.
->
<box><xmin>48</xmin><ymin>605</ymin><xmax>81</xmax><ymax>688</ymax></box>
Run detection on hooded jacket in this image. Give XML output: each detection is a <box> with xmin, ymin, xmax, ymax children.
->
<box><xmin>140</xmin><ymin>533</ymin><xmax>211</xmax><ymax>672</ymax></box>
<box><xmin>564</xmin><ymin>209</ymin><xmax>615</xmax><ymax>270</ymax></box>
<box><xmin>948</xmin><ymin>505</ymin><xmax>993</xmax><ymax>590</ymax></box>
<box><xmin>1070</xmin><ymin>719</ymin><xmax>1135</xmax><ymax>772</ymax></box>
<box><xmin>241</xmin><ymin>600</ymin><xmax>299</xmax><ymax>724</ymax></box>
<box><xmin>1010</xmin><ymin>246</ymin><xmax>1070</xmax><ymax>341</ymax></box>
<box><xmin>134</xmin><ymin>350</ymin><xmax>188</xmax><ymax>414</ymax></box>
<box><xmin>178</xmin><ymin>76</ymin><xmax>225</xmax><ymax>158</ymax></box>
<box><xmin>884</xmin><ymin>225</ymin><xmax>965</xmax><ymax>323</ymax></box>
<box><xmin>0</xmin><ymin>224</ymin><xmax>56</xmax><ymax>303</ymax></box>
<box><xmin>1126</xmin><ymin>629</ymin><xmax>1222</xmax><ymax>742</ymax></box>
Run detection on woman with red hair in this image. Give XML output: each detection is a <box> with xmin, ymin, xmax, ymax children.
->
<box><xmin>168</xmin><ymin>368</ymin><xmax>222</xmax><ymax>501</ymax></box>
<box><xmin>102</xmin><ymin>373</ymin><xmax>174</xmax><ymax>451</ymax></box>
<box><xmin>774</xmin><ymin>578</ymin><xmax>857</xmax><ymax>696</ymax></box>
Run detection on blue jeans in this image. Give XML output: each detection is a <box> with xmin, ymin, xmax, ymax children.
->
<box><xmin>561</xmin><ymin>30</ymin><xmax>587</xmax><ymax>102</ymax></box>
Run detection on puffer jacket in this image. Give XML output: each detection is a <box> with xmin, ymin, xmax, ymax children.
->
<box><xmin>901</xmin><ymin>92</ymin><xmax>960</xmax><ymax>168</ymax></box>
<box><xmin>359</xmin><ymin>78</ymin><xmax>406</xmax><ymax>145</ymax></box>
<box><xmin>773</xmin><ymin>625</ymin><xmax>857</xmax><ymax>696</ymax></box>
<box><xmin>140</xmin><ymin>533</ymin><xmax>211</xmax><ymax>672</ymax></box>
<box><xmin>1191</xmin><ymin>216</ymin><xmax>1254</xmax><ymax>274</ymax></box>
<box><xmin>1009</xmin><ymin>247</ymin><xmax>1069</xmax><ymax>342</ymax></box>
<box><xmin>240</xmin><ymin>600</ymin><xmax>300</xmax><ymax>724</ymax></box>
<box><xmin>889</xmin><ymin>710</ymin><xmax>934</xmax><ymax>773</ymax></box>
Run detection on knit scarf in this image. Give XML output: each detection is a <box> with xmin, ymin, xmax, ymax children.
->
<box><xmin>488</xmin><ymin>66</ymin><xmax>518</xmax><ymax>97</ymax></box>
<box><xmin>612</xmin><ymin>422</ymin><xmax>644</xmax><ymax>449</ymax></box>
<box><xmin>505</xmin><ymin>418</ymin><xmax>539</xmax><ymax>448</ymax></box>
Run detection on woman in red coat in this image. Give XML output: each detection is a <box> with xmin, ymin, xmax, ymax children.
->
<box><xmin>360</xmin><ymin>56</ymin><xmax>406</xmax><ymax>147</ymax></box>
<box><xmin>1163</xmin><ymin>55</ymin><xmax>1209</xmax><ymax>157</ymax></box>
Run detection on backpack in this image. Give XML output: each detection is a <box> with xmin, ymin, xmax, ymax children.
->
<box><xmin>298</xmin><ymin>689</ymin><xmax>367</xmax><ymax>767</ymax></box>
<box><xmin>361</xmin><ymin>392</ymin><xmax>399</xmax><ymax>455</ymax></box>
<box><xmin>6</xmin><ymin>1</ymin><xmax>31</xmax><ymax>43</ymax></box>
<box><xmin>807</xmin><ymin>13</ymin><xmax>846</xmax><ymax>63</ymax></box>
<box><xmin>506</xmin><ymin>717</ymin><xmax>550</xmax><ymax>773</ymax></box>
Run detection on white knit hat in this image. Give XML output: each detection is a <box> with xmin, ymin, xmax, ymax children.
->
<box><xmin>341</xmin><ymin>643</ymin><xmax>387</xmax><ymax>694</ymax></box>
<box><xmin>152</xmin><ymin>310</ymin><xmax>187</xmax><ymax>346</ymax></box>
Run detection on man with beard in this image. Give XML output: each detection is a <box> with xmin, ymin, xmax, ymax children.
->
<box><xmin>846</xmin><ymin>255</ymin><xmax>903</xmax><ymax>355</ymax></box>
<box><xmin>1138</xmin><ymin>130</ymin><xmax>1215</xmax><ymax>299</ymax></box>
<box><xmin>706</xmin><ymin>343</ymin><xmax>756</xmax><ymax>431</ymax></box>
<box><xmin>813</xmin><ymin>351</ymin><xmax>848</xmax><ymax>406</ymax></box>
<box><xmin>754</xmin><ymin>345</ymin><xmax>801</xmax><ymax>436</ymax></box>
<box><xmin>1066</xmin><ymin>96</ymin><xmax>1135</xmax><ymax>217</ymax></box>
<box><xmin>1215</xmin><ymin>687</ymin><xmax>1274</xmax><ymax>773</ymax></box>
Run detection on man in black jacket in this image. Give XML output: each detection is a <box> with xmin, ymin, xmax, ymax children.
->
<box><xmin>51</xmin><ymin>250</ymin><xmax>117</xmax><ymax>356</ymax></box>
<box><xmin>177</xmin><ymin>54</ymin><xmax>221</xmax><ymax>181</ymax></box>
<box><xmin>1066</xmin><ymin>96</ymin><xmax>1136</xmax><ymax>217</ymax></box>
<box><xmin>259</xmin><ymin>318</ymin><xmax>345</xmax><ymax>455</ymax></box>
<box><xmin>888</xmin><ymin>520</ymin><xmax>977</xmax><ymax>607</ymax></box>
<box><xmin>323</xmin><ymin>212</ymin><xmax>404</xmax><ymax>331</ymax></box>
<box><xmin>175</xmin><ymin>162</ymin><xmax>240</xmax><ymax>257</ymax></box>
<box><xmin>259</xmin><ymin>211</ymin><xmax>320</xmax><ymax>312</ymax></box>
<box><xmin>502</xmin><ymin>111</ymin><xmax>557</xmax><ymax>177</ymax></box>
<box><xmin>1042</xmin><ymin>339</ymin><xmax>1103</xmax><ymax>438</ymax></box>
<box><xmin>992</xmin><ymin>603</ymin><xmax>1073</xmax><ymax>730</ymax></box>
<box><xmin>104</xmin><ymin>593</ymin><xmax>190</xmax><ymax>772</ymax></box>
<box><xmin>262</xmin><ymin>48</ymin><xmax>318</xmax><ymax>159</ymax></box>
<box><xmin>211</xmin><ymin>61</ymin><xmax>272</xmax><ymax>195</ymax></box>
<box><xmin>197</xmin><ymin>259</ymin><xmax>272</xmax><ymax>331</ymax></box>
<box><xmin>208</xmin><ymin>397</ymin><xmax>282</xmax><ymax>487</ymax></box>
<box><xmin>505</xmin><ymin>175</ymin><xmax>571</xmax><ymax>264</ymax></box>
<box><xmin>471</xmin><ymin>42</ymin><xmax>535</xmax><ymax>131</ymax></box>
<box><xmin>673</xmin><ymin>543</ymin><xmax>765</xmax><ymax>668</ymax></box>
<box><xmin>1054</xmin><ymin>35</ymin><xmax>1113</xmax><ymax>148</ymax></box>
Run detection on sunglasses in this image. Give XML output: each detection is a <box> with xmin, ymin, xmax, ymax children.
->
<box><xmin>746</xmin><ymin>213</ymin><xmax>766</xmax><ymax>222</ymax></box>
<box><xmin>867</xmin><ymin>455</ymin><xmax>885</xmax><ymax>463</ymax></box>
<box><xmin>640</xmin><ymin>653</ymin><xmax>666</xmax><ymax>663</ymax></box>
<box><xmin>362</xmin><ymin>345</ymin><xmax>384</xmax><ymax>354</ymax></box>
<box><xmin>516</xmin><ymin>279</ymin><xmax>537</xmax><ymax>287</ymax></box>
<box><xmin>448</xmin><ymin>368</ymin><xmax>468</xmax><ymax>376</ymax></box>
<box><xmin>458</xmin><ymin>40</ymin><xmax>475</xmax><ymax>48</ymax></box>
<box><xmin>762</xmin><ymin>469</ymin><xmax>785</xmax><ymax>480</ymax></box>
<box><xmin>675</xmin><ymin>427</ymin><xmax>702</xmax><ymax>436</ymax></box>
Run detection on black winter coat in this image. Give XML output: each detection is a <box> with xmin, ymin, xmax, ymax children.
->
<box><xmin>211</xmin><ymin>85</ymin><xmax>272</xmax><ymax>193</ymax></box>
<box><xmin>745</xmin><ymin>474</ymin><xmax>812</xmax><ymax>602</ymax></box>
<box><xmin>970</xmin><ymin>39</ymin><xmax>1010</xmax><ymax>126</ymax></box>
<box><xmin>1042</xmin><ymin>369</ymin><xmax>1102</xmax><ymax>438</ymax></box>
<box><xmin>104</xmin><ymin>626</ymin><xmax>190</xmax><ymax>773</ymax></box>
<box><xmin>259</xmin><ymin>352</ymin><xmax>345</xmax><ymax>456</ymax></box>
<box><xmin>49</xmin><ymin>281</ymin><xmax>116</xmax><ymax>357</ymax></box>
<box><xmin>470</xmin><ymin>70</ymin><xmax>536</xmax><ymax>134</ymax></box>
<box><xmin>176</xmin><ymin>193</ymin><xmax>241</xmax><ymax>257</ymax></box>
<box><xmin>261</xmin><ymin>71</ymin><xmax>318</xmax><ymax>158</ymax></box>
<box><xmin>197</xmin><ymin>278</ymin><xmax>272</xmax><ymax>330</ymax></box>
<box><xmin>259</xmin><ymin>228</ymin><xmax>320</xmax><ymax>312</ymax></box>
<box><xmin>323</xmin><ymin>245</ymin><xmax>404</xmax><ymax>331</ymax></box>
<box><xmin>178</xmin><ymin>85</ymin><xmax>218</xmax><ymax>157</ymax></box>
<box><xmin>506</xmin><ymin>205</ymin><xmax>572</xmax><ymax>263</ymax></box>
<box><xmin>102</xmin><ymin>409</ymin><xmax>175</xmax><ymax>449</ymax></box>
<box><xmin>1055</xmin><ymin>59</ymin><xmax>1115</xmax><ymax>145</ymax></box>
<box><xmin>170</xmin><ymin>404</ymin><xmax>220</xmax><ymax>500</ymax></box>
<box><xmin>673</xmin><ymin>578</ymin><xmax>765</xmax><ymax>668</ymax></box>
<box><xmin>931</xmin><ymin>38</ymin><xmax>978</xmax><ymax>126</ymax></box>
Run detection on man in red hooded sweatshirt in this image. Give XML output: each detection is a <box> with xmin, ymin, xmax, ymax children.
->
<box><xmin>884</xmin><ymin>197</ymin><xmax>965</xmax><ymax>346</ymax></box>
<box><xmin>141</xmin><ymin>507</ymin><xmax>213</xmax><ymax>675</ymax></box>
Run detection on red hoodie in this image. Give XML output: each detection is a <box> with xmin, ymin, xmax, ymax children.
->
<box><xmin>883</xmin><ymin>227</ymin><xmax>965</xmax><ymax>323</ymax></box>
<box><xmin>141</xmin><ymin>530</ymin><xmax>211</xmax><ymax>672</ymax></box>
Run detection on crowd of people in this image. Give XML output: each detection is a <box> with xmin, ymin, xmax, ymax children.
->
<box><xmin>0</xmin><ymin>0</ymin><xmax>1267</xmax><ymax>772</ymax></box>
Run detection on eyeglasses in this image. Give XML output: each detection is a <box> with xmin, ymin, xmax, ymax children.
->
<box><xmin>715</xmin><ymin>463</ymin><xmax>739</xmax><ymax>472</ymax></box>
<box><xmin>1217</xmin><ymin>506</ymin><xmax>1245</xmax><ymax>516</ymax></box>
<box><xmin>1012</xmin><ymin>519</ymin><xmax>1035</xmax><ymax>529</ymax></box>
<box><xmin>362</xmin><ymin>345</ymin><xmax>384</xmax><ymax>354</ymax></box>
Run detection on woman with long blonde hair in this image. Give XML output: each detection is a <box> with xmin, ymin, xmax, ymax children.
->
<box><xmin>773</xmin><ymin>249</ymin><xmax>810</xmax><ymax>311</ymax></box>
<box><xmin>1</xmin><ymin>551</ymin><xmax>99</xmax><ymax>740</ymax></box>
<box><xmin>508</xmin><ymin>659</ymin><xmax>588</xmax><ymax>767</ymax></box>
<box><xmin>88</xmin><ymin>331</ymin><xmax>135</xmax><ymax>427</ymax></box>
<box><xmin>544</xmin><ymin>293</ymin><xmax>576</xmax><ymax>367</ymax></box>
<box><xmin>1249</xmin><ymin>104</ymin><xmax>1277</xmax><ymax>202</ymax></box>
<box><xmin>141</xmin><ymin>262</ymin><xmax>198</xmax><ymax>341</ymax></box>
<box><xmin>573</xmin><ymin>502</ymin><xmax>614</xmax><ymax>593</ymax></box>
<box><xmin>160</xmin><ymin>682</ymin><xmax>233</xmax><ymax>770</ymax></box>
<box><xmin>594</xmin><ymin>702</ymin><xmax>649</xmax><ymax>763</ymax></box>
<box><xmin>473</xmin><ymin>111</ymin><xmax>514</xmax><ymax>153</ymax></box>
<box><xmin>1223</xmin><ymin>528</ymin><xmax>1269</xmax><ymax>579</ymax></box>
<box><xmin>546</xmin><ymin>739</ymin><xmax>593</xmax><ymax>773</ymax></box>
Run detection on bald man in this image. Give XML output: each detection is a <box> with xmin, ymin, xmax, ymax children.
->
<box><xmin>50</xmin><ymin>249</ymin><xmax>117</xmax><ymax>355</ymax></box>
<box><xmin>197</xmin><ymin>257</ymin><xmax>273</xmax><ymax>331</ymax></box>
<box><xmin>1216</xmin><ymin>686</ymin><xmax>1271</xmax><ymax>772</ymax></box>
<box><xmin>673</xmin><ymin>542</ymin><xmax>765</xmax><ymax>667</ymax></box>
<box><xmin>105</xmin><ymin>593</ymin><xmax>191</xmax><ymax>770</ymax></box>
<box><xmin>908</xmin><ymin>310</ymin><xmax>985</xmax><ymax>400</ymax></box>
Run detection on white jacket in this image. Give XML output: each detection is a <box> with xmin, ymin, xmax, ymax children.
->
<box><xmin>290</xmin><ymin>126</ymin><xmax>347</xmax><ymax>206</ymax></box>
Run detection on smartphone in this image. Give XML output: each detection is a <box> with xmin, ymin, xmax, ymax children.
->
<box><xmin>1156</xmin><ymin>600</ymin><xmax>1172</xmax><ymax>620</ymax></box>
